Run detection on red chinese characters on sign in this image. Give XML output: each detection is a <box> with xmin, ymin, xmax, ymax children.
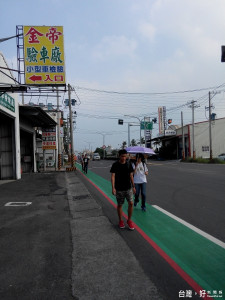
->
<box><xmin>44</xmin><ymin>74</ymin><xmax>53</xmax><ymax>82</ymax></box>
<box><xmin>46</xmin><ymin>27</ymin><xmax>62</xmax><ymax>44</ymax></box>
<box><xmin>25</xmin><ymin>27</ymin><xmax>62</xmax><ymax>45</ymax></box>
<box><xmin>25</xmin><ymin>27</ymin><xmax>43</xmax><ymax>43</ymax></box>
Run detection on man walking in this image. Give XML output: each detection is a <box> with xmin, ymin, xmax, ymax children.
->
<box><xmin>110</xmin><ymin>149</ymin><xmax>136</xmax><ymax>230</ymax></box>
<box><xmin>83</xmin><ymin>154</ymin><xmax>89</xmax><ymax>174</ymax></box>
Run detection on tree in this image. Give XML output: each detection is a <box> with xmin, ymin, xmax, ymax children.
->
<box><xmin>122</xmin><ymin>141</ymin><xmax>127</xmax><ymax>149</ymax></box>
<box><xmin>94</xmin><ymin>147</ymin><xmax>104</xmax><ymax>159</ymax></box>
<box><xmin>131</xmin><ymin>139</ymin><xmax>137</xmax><ymax>146</ymax></box>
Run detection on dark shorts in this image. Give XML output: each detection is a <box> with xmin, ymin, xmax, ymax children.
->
<box><xmin>116</xmin><ymin>189</ymin><xmax>133</xmax><ymax>205</ymax></box>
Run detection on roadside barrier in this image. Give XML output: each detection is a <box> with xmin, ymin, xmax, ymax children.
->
<box><xmin>66</xmin><ymin>167</ymin><xmax>76</xmax><ymax>171</ymax></box>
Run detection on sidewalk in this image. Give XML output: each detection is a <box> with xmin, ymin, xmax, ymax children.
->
<box><xmin>0</xmin><ymin>171</ymin><xmax>163</xmax><ymax>300</ymax></box>
<box><xmin>66</xmin><ymin>171</ymin><xmax>162</xmax><ymax>300</ymax></box>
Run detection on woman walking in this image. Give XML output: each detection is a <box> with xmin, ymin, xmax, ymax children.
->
<box><xmin>132</xmin><ymin>153</ymin><xmax>148</xmax><ymax>211</ymax></box>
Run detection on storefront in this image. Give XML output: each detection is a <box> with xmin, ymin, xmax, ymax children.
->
<box><xmin>0</xmin><ymin>52</ymin><xmax>21</xmax><ymax>180</ymax></box>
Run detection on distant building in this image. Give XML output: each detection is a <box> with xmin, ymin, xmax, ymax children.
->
<box><xmin>151</xmin><ymin>117</ymin><xmax>225</xmax><ymax>159</ymax></box>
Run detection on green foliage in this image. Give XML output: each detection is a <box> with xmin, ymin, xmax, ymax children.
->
<box><xmin>122</xmin><ymin>141</ymin><xmax>127</xmax><ymax>149</ymax></box>
<box><xmin>182</xmin><ymin>157</ymin><xmax>225</xmax><ymax>164</ymax></box>
<box><xmin>130</xmin><ymin>139</ymin><xmax>137</xmax><ymax>146</ymax></box>
<box><xmin>94</xmin><ymin>147</ymin><xmax>104</xmax><ymax>158</ymax></box>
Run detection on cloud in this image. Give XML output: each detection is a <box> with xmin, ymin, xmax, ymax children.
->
<box><xmin>138</xmin><ymin>22</ymin><xmax>156</xmax><ymax>41</ymax></box>
<box><xmin>92</xmin><ymin>35</ymin><xmax>137</xmax><ymax>61</ymax></box>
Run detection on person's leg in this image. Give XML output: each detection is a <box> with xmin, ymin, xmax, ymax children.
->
<box><xmin>117</xmin><ymin>204</ymin><xmax>123</xmax><ymax>221</ymax></box>
<box><xmin>141</xmin><ymin>183</ymin><xmax>146</xmax><ymax>210</ymax></box>
<box><xmin>128</xmin><ymin>201</ymin><xmax>133</xmax><ymax>220</ymax></box>
<box><xmin>126</xmin><ymin>189</ymin><xmax>134</xmax><ymax>230</ymax></box>
<box><xmin>126</xmin><ymin>189</ymin><xmax>133</xmax><ymax>221</ymax></box>
<box><xmin>116</xmin><ymin>191</ymin><xmax>125</xmax><ymax>228</ymax></box>
<box><xmin>134</xmin><ymin>183</ymin><xmax>140</xmax><ymax>205</ymax></box>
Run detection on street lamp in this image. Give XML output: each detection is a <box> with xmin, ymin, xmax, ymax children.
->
<box><xmin>128</xmin><ymin>122</ymin><xmax>140</xmax><ymax>146</ymax></box>
<box><xmin>124</xmin><ymin>115</ymin><xmax>142</xmax><ymax>146</ymax></box>
<box><xmin>96</xmin><ymin>132</ymin><xmax>112</xmax><ymax>158</ymax></box>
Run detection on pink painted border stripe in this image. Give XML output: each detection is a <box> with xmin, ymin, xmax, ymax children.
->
<box><xmin>79</xmin><ymin>170</ymin><xmax>213</xmax><ymax>300</ymax></box>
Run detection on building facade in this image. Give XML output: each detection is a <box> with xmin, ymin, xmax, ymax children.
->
<box><xmin>0</xmin><ymin>52</ymin><xmax>21</xmax><ymax>180</ymax></box>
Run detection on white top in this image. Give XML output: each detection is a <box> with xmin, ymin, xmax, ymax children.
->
<box><xmin>132</xmin><ymin>162</ymin><xmax>148</xmax><ymax>184</ymax></box>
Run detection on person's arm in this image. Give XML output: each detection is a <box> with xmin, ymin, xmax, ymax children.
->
<box><xmin>130</xmin><ymin>173</ymin><xmax>136</xmax><ymax>194</ymax></box>
<box><xmin>111</xmin><ymin>173</ymin><xmax>116</xmax><ymax>195</ymax></box>
<box><xmin>144</xmin><ymin>163</ymin><xmax>148</xmax><ymax>175</ymax></box>
<box><xmin>132</xmin><ymin>162</ymin><xmax>138</xmax><ymax>174</ymax></box>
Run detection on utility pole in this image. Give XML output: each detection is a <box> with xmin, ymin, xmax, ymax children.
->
<box><xmin>68</xmin><ymin>84</ymin><xmax>74</xmax><ymax>167</ymax></box>
<box><xmin>181</xmin><ymin>111</ymin><xmax>185</xmax><ymax>160</ymax></box>
<box><xmin>188</xmin><ymin>100</ymin><xmax>198</xmax><ymax>159</ymax></box>
<box><xmin>209</xmin><ymin>91</ymin><xmax>213</xmax><ymax>160</ymax></box>
<box><xmin>128</xmin><ymin>123</ymin><xmax>130</xmax><ymax>147</ymax></box>
<box><xmin>192</xmin><ymin>101</ymin><xmax>196</xmax><ymax>159</ymax></box>
<box><xmin>56</xmin><ymin>87</ymin><xmax>61</xmax><ymax>170</ymax></box>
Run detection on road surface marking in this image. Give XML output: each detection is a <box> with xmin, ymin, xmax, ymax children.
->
<box><xmin>5</xmin><ymin>202</ymin><xmax>32</xmax><ymax>207</ymax></box>
<box><xmin>152</xmin><ymin>205</ymin><xmax>225</xmax><ymax>250</ymax></box>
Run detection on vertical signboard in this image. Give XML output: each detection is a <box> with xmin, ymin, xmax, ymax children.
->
<box><xmin>23</xmin><ymin>26</ymin><xmax>65</xmax><ymax>85</ymax></box>
<box><xmin>42</xmin><ymin>127</ymin><xmax>57</xmax><ymax>150</ymax></box>
<box><xmin>158</xmin><ymin>106</ymin><xmax>166</xmax><ymax>135</ymax></box>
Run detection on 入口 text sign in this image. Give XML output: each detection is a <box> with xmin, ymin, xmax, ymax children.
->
<box><xmin>23</xmin><ymin>26</ymin><xmax>65</xmax><ymax>85</ymax></box>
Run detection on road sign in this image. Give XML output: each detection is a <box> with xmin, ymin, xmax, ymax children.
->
<box><xmin>23</xmin><ymin>26</ymin><xmax>65</xmax><ymax>85</ymax></box>
<box><xmin>141</xmin><ymin>121</ymin><xmax>153</xmax><ymax>130</ymax></box>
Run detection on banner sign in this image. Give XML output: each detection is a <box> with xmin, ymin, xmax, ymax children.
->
<box><xmin>158</xmin><ymin>106</ymin><xmax>166</xmax><ymax>135</ymax></box>
<box><xmin>0</xmin><ymin>93</ymin><xmax>15</xmax><ymax>112</ymax></box>
<box><xmin>42</xmin><ymin>127</ymin><xmax>57</xmax><ymax>149</ymax></box>
<box><xmin>23</xmin><ymin>26</ymin><xmax>65</xmax><ymax>85</ymax></box>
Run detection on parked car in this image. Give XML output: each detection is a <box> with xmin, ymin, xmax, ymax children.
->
<box><xmin>93</xmin><ymin>153</ymin><xmax>100</xmax><ymax>161</ymax></box>
<box><xmin>218</xmin><ymin>153</ymin><xmax>225</xmax><ymax>161</ymax></box>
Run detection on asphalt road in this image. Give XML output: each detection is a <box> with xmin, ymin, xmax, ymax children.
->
<box><xmin>0</xmin><ymin>173</ymin><xmax>73</xmax><ymax>300</ymax></box>
<box><xmin>88</xmin><ymin>159</ymin><xmax>225</xmax><ymax>243</ymax></box>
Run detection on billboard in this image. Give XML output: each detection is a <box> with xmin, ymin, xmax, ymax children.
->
<box><xmin>158</xmin><ymin>106</ymin><xmax>166</xmax><ymax>135</ymax></box>
<box><xmin>42</xmin><ymin>127</ymin><xmax>57</xmax><ymax>150</ymax></box>
<box><xmin>23</xmin><ymin>26</ymin><xmax>65</xmax><ymax>85</ymax></box>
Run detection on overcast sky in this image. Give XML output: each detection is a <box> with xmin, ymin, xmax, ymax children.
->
<box><xmin>1</xmin><ymin>0</ymin><xmax>225</xmax><ymax>152</ymax></box>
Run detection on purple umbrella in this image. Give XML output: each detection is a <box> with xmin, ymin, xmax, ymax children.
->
<box><xmin>125</xmin><ymin>146</ymin><xmax>155</xmax><ymax>155</ymax></box>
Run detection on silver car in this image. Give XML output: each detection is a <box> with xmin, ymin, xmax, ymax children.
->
<box><xmin>218</xmin><ymin>153</ymin><xmax>225</xmax><ymax>161</ymax></box>
<box><xmin>93</xmin><ymin>153</ymin><xmax>100</xmax><ymax>161</ymax></box>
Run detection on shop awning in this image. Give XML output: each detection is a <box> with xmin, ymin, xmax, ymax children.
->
<box><xmin>19</xmin><ymin>105</ymin><xmax>57</xmax><ymax>127</ymax></box>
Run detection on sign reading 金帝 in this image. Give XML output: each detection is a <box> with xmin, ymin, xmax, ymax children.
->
<box><xmin>23</xmin><ymin>26</ymin><xmax>65</xmax><ymax>85</ymax></box>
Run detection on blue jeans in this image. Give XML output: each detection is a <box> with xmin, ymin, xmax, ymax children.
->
<box><xmin>134</xmin><ymin>183</ymin><xmax>146</xmax><ymax>208</ymax></box>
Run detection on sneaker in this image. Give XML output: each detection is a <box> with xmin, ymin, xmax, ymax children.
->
<box><xmin>127</xmin><ymin>220</ymin><xmax>135</xmax><ymax>230</ymax></box>
<box><xmin>134</xmin><ymin>201</ymin><xmax>137</xmax><ymax>207</ymax></box>
<box><xmin>119</xmin><ymin>220</ymin><xmax>125</xmax><ymax>229</ymax></box>
<box><xmin>141</xmin><ymin>206</ymin><xmax>146</xmax><ymax>212</ymax></box>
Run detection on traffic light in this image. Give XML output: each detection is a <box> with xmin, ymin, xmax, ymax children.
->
<box><xmin>72</xmin><ymin>99</ymin><xmax>76</xmax><ymax>106</ymax></box>
<box><xmin>118</xmin><ymin>119</ymin><xmax>123</xmax><ymax>125</ymax></box>
<box><xmin>168</xmin><ymin>119</ymin><xmax>172</xmax><ymax>124</ymax></box>
<box><xmin>152</xmin><ymin>118</ymin><xmax>157</xmax><ymax>123</ymax></box>
<box><xmin>221</xmin><ymin>46</ymin><xmax>225</xmax><ymax>62</ymax></box>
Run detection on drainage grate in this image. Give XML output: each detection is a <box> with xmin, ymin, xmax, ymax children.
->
<box><xmin>5</xmin><ymin>202</ymin><xmax>32</xmax><ymax>207</ymax></box>
<box><xmin>73</xmin><ymin>194</ymin><xmax>90</xmax><ymax>200</ymax></box>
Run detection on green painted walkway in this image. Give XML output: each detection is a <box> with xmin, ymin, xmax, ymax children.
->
<box><xmin>77</xmin><ymin>165</ymin><xmax>225</xmax><ymax>298</ymax></box>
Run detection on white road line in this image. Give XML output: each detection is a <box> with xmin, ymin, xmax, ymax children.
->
<box><xmin>5</xmin><ymin>202</ymin><xmax>32</xmax><ymax>207</ymax></box>
<box><xmin>152</xmin><ymin>205</ymin><xmax>225</xmax><ymax>249</ymax></box>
